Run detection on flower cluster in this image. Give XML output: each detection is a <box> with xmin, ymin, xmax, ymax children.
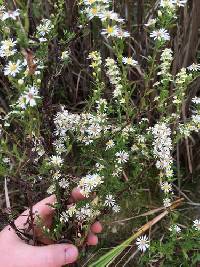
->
<box><xmin>193</xmin><ymin>219</ymin><xmax>200</xmax><ymax>231</ymax></box>
<box><xmin>160</xmin><ymin>0</ymin><xmax>187</xmax><ymax>8</ymax></box>
<box><xmin>82</xmin><ymin>0</ymin><xmax>130</xmax><ymax>38</ymax></box>
<box><xmin>31</xmin><ymin>132</ymin><xmax>45</xmax><ymax>163</ymax></box>
<box><xmin>1</xmin><ymin>0</ymin><xmax>200</xmax><ymax>261</ymax></box>
<box><xmin>179</xmin><ymin>93</ymin><xmax>200</xmax><ymax>137</ymax></box>
<box><xmin>54</xmin><ymin>107</ymin><xmax>109</xmax><ymax>145</ymax></box>
<box><xmin>173</xmin><ymin>68</ymin><xmax>193</xmax><ymax>110</ymax></box>
<box><xmin>152</xmin><ymin>123</ymin><xmax>173</xmax><ymax>207</ymax></box>
<box><xmin>105</xmin><ymin>58</ymin><xmax>123</xmax><ymax>99</ymax></box>
<box><xmin>0</xmin><ymin>38</ymin><xmax>17</xmax><ymax>58</ymax></box>
<box><xmin>157</xmin><ymin>48</ymin><xmax>173</xmax><ymax>78</ymax></box>
<box><xmin>60</xmin><ymin>203</ymin><xmax>100</xmax><ymax>223</ymax></box>
<box><xmin>78</xmin><ymin>173</ymin><xmax>104</xmax><ymax>196</ymax></box>
<box><xmin>36</xmin><ymin>19</ymin><xmax>54</xmax><ymax>42</ymax></box>
<box><xmin>88</xmin><ymin>51</ymin><xmax>102</xmax><ymax>70</ymax></box>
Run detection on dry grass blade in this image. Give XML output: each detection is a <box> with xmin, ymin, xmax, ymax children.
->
<box><xmin>4</xmin><ymin>177</ymin><xmax>11</xmax><ymax>210</ymax></box>
<box><xmin>111</xmin><ymin>206</ymin><xmax>167</xmax><ymax>224</ymax></box>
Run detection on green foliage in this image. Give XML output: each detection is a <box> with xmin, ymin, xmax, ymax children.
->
<box><xmin>0</xmin><ymin>0</ymin><xmax>200</xmax><ymax>266</ymax></box>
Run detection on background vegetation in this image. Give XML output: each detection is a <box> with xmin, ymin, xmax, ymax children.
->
<box><xmin>1</xmin><ymin>0</ymin><xmax>200</xmax><ymax>266</ymax></box>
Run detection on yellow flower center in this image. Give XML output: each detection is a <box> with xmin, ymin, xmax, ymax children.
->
<box><xmin>127</xmin><ymin>58</ymin><xmax>132</xmax><ymax>64</ymax></box>
<box><xmin>107</xmin><ymin>26</ymin><xmax>114</xmax><ymax>34</ymax></box>
<box><xmin>91</xmin><ymin>8</ymin><xmax>97</xmax><ymax>15</ymax></box>
<box><xmin>10</xmin><ymin>64</ymin><xmax>17</xmax><ymax>72</ymax></box>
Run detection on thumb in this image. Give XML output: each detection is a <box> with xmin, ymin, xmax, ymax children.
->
<box><xmin>27</xmin><ymin>243</ymin><xmax>79</xmax><ymax>267</ymax></box>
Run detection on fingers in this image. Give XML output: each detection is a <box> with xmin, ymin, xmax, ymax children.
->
<box><xmin>12</xmin><ymin>189</ymin><xmax>103</xmax><ymax>247</ymax></box>
<box><xmin>15</xmin><ymin>187</ymin><xmax>84</xmax><ymax>231</ymax></box>
<box><xmin>70</xmin><ymin>187</ymin><xmax>85</xmax><ymax>203</ymax></box>
<box><xmin>14</xmin><ymin>195</ymin><xmax>56</xmax><ymax>230</ymax></box>
<box><xmin>70</xmin><ymin>190</ymin><xmax>103</xmax><ymax>246</ymax></box>
<box><xmin>25</xmin><ymin>244</ymin><xmax>78</xmax><ymax>267</ymax></box>
<box><xmin>87</xmin><ymin>221</ymin><xmax>103</xmax><ymax>246</ymax></box>
<box><xmin>90</xmin><ymin>221</ymin><xmax>103</xmax><ymax>234</ymax></box>
<box><xmin>87</xmin><ymin>232</ymin><xmax>98</xmax><ymax>246</ymax></box>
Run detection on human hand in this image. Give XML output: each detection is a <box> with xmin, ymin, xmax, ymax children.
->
<box><xmin>0</xmin><ymin>188</ymin><xmax>102</xmax><ymax>267</ymax></box>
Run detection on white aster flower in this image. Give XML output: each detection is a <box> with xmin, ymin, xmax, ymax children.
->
<box><xmin>37</xmin><ymin>19</ymin><xmax>54</xmax><ymax>37</ymax></box>
<box><xmin>145</xmin><ymin>18</ymin><xmax>156</xmax><ymax>27</ymax></box>
<box><xmin>76</xmin><ymin>204</ymin><xmax>94</xmax><ymax>221</ymax></box>
<box><xmin>24</xmin><ymin>86</ymin><xmax>40</xmax><ymax>107</ymax></box>
<box><xmin>101</xmin><ymin>25</ymin><xmax>119</xmax><ymax>37</ymax></box>
<box><xmin>2</xmin><ymin>9</ymin><xmax>20</xmax><ymax>20</ymax></box>
<box><xmin>160</xmin><ymin>0</ymin><xmax>174</xmax><ymax>8</ymax></box>
<box><xmin>59</xmin><ymin>178</ymin><xmax>69</xmax><ymax>189</ymax></box>
<box><xmin>50</xmin><ymin>155</ymin><xmax>64</xmax><ymax>167</ymax></box>
<box><xmin>60</xmin><ymin>211</ymin><xmax>69</xmax><ymax>223</ymax></box>
<box><xmin>163</xmin><ymin>198</ymin><xmax>171</xmax><ymax>207</ymax></box>
<box><xmin>169</xmin><ymin>224</ymin><xmax>181</xmax><ymax>233</ymax></box>
<box><xmin>192</xmin><ymin>114</ymin><xmax>200</xmax><ymax>124</ymax></box>
<box><xmin>0</xmin><ymin>38</ymin><xmax>17</xmax><ymax>58</ymax></box>
<box><xmin>1</xmin><ymin>38</ymin><xmax>17</xmax><ymax>50</ymax></box>
<box><xmin>87</xmin><ymin>123</ymin><xmax>102</xmax><ymax>137</ymax></box>
<box><xmin>104</xmin><ymin>194</ymin><xmax>116</xmax><ymax>207</ymax></box>
<box><xmin>122</xmin><ymin>57</ymin><xmax>138</xmax><ymax>66</ymax></box>
<box><xmin>115</xmin><ymin>150</ymin><xmax>129</xmax><ymax>164</ymax></box>
<box><xmin>0</xmin><ymin>48</ymin><xmax>16</xmax><ymax>57</ymax></box>
<box><xmin>96</xmin><ymin>98</ymin><xmax>107</xmax><ymax>111</ymax></box>
<box><xmin>171</xmin><ymin>0</ymin><xmax>187</xmax><ymax>7</ymax></box>
<box><xmin>83</xmin><ymin>0</ymin><xmax>97</xmax><ymax>5</ymax></box>
<box><xmin>61</xmin><ymin>50</ymin><xmax>70</xmax><ymax>60</ymax></box>
<box><xmin>95</xmin><ymin>163</ymin><xmax>104</xmax><ymax>171</ymax></box>
<box><xmin>112</xmin><ymin>165</ymin><xmax>123</xmax><ymax>177</ymax></box>
<box><xmin>4</xmin><ymin>60</ymin><xmax>22</xmax><ymax>77</ymax></box>
<box><xmin>2</xmin><ymin>157</ymin><xmax>10</xmax><ymax>164</ymax></box>
<box><xmin>193</xmin><ymin>219</ymin><xmax>200</xmax><ymax>230</ymax></box>
<box><xmin>47</xmin><ymin>184</ymin><xmax>56</xmax><ymax>194</ymax></box>
<box><xmin>67</xmin><ymin>205</ymin><xmax>77</xmax><ymax>217</ymax></box>
<box><xmin>192</xmin><ymin>97</ymin><xmax>200</xmax><ymax>104</ymax></box>
<box><xmin>53</xmin><ymin>140</ymin><xmax>66</xmax><ymax>154</ymax></box>
<box><xmin>152</xmin><ymin>123</ymin><xmax>173</xmax><ymax>178</ymax></box>
<box><xmin>98</xmin><ymin>11</ymin><xmax>124</xmax><ymax>22</ymax></box>
<box><xmin>52</xmin><ymin>170</ymin><xmax>62</xmax><ymax>180</ymax></box>
<box><xmin>85</xmin><ymin>6</ymin><xmax>101</xmax><ymax>20</ymax></box>
<box><xmin>112</xmin><ymin>204</ymin><xmax>120</xmax><ymax>213</ymax></box>
<box><xmin>115</xmin><ymin>28</ymin><xmax>130</xmax><ymax>38</ymax></box>
<box><xmin>79</xmin><ymin>173</ymin><xmax>104</xmax><ymax>196</ymax></box>
<box><xmin>187</xmin><ymin>63</ymin><xmax>200</xmax><ymax>72</ymax></box>
<box><xmin>17</xmin><ymin>95</ymin><xmax>26</xmax><ymax>109</ymax></box>
<box><xmin>106</xmin><ymin>139</ymin><xmax>115</xmax><ymax>150</ymax></box>
<box><xmin>0</xmin><ymin>5</ymin><xmax>5</xmax><ymax>20</ymax></box>
<box><xmin>39</xmin><ymin>37</ymin><xmax>47</xmax><ymax>42</ymax></box>
<box><xmin>161</xmin><ymin>182</ymin><xmax>172</xmax><ymax>193</ymax></box>
<box><xmin>136</xmin><ymin>235</ymin><xmax>150</xmax><ymax>252</ymax></box>
<box><xmin>150</xmin><ymin>29</ymin><xmax>170</xmax><ymax>41</ymax></box>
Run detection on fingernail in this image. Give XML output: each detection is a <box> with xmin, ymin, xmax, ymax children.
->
<box><xmin>65</xmin><ymin>246</ymin><xmax>78</xmax><ymax>264</ymax></box>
